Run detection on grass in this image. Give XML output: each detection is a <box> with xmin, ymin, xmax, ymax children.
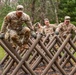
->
<box><xmin>0</xmin><ymin>44</ymin><xmax>76</xmax><ymax>62</ymax></box>
<box><xmin>0</xmin><ymin>46</ymin><xmax>6</xmax><ymax>61</ymax></box>
<box><xmin>74</xmin><ymin>52</ymin><xmax>76</xmax><ymax>58</ymax></box>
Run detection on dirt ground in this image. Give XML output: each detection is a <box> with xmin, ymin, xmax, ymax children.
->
<box><xmin>0</xmin><ymin>64</ymin><xmax>76</xmax><ymax>75</ymax></box>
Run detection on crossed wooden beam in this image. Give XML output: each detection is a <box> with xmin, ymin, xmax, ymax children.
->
<box><xmin>0</xmin><ymin>34</ymin><xmax>76</xmax><ymax>75</ymax></box>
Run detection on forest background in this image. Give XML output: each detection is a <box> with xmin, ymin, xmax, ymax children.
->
<box><xmin>0</xmin><ymin>0</ymin><xmax>76</xmax><ymax>27</ymax></box>
<box><xmin>0</xmin><ymin>0</ymin><xmax>76</xmax><ymax>60</ymax></box>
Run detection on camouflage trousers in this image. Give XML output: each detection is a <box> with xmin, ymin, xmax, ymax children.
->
<box><xmin>5</xmin><ymin>27</ymin><xmax>30</xmax><ymax>47</ymax></box>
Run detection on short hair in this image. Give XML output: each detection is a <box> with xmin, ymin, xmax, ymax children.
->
<box><xmin>44</xmin><ymin>18</ymin><xmax>49</xmax><ymax>21</ymax></box>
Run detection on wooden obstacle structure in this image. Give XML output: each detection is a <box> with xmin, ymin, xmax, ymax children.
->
<box><xmin>0</xmin><ymin>34</ymin><xmax>76</xmax><ymax>75</ymax></box>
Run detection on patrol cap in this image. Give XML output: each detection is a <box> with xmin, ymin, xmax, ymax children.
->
<box><xmin>64</xmin><ymin>16</ymin><xmax>70</xmax><ymax>20</ymax></box>
<box><xmin>16</xmin><ymin>5</ymin><xmax>24</xmax><ymax>11</ymax></box>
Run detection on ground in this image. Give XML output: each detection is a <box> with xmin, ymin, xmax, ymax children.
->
<box><xmin>0</xmin><ymin>63</ymin><xmax>76</xmax><ymax>75</ymax></box>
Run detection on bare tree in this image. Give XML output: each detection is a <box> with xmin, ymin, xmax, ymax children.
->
<box><xmin>49</xmin><ymin>0</ymin><xmax>59</xmax><ymax>24</ymax></box>
<box><xmin>0</xmin><ymin>0</ymin><xmax>1</xmax><ymax>4</ymax></box>
<box><xmin>31</xmin><ymin>0</ymin><xmax>36</xmax><ymax>23</ymax></box>
<box><xmin>0</xmin><ymin>0</ymin><xmax>60</xmax><ymax>25</ymax></box>
<box><xmin>40</xmin><ymin>0</ymin><xmax>46</xmax><ymax>25</ymax></box>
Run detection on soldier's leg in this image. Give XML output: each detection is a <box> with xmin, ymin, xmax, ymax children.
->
<box><xmin>4</xmin><ymin>30</ymin><xmax>16</xmax><ymax>48</ymax></box>
<box><xmin>9</xmin><ymin>30</ymin><xmax>21</xmax><ymax>47</ymax></box>
<box><xmin>22</xmin><ymin>27</ymin><xmax>31</xmax><ymax>43</ymax></box>
<box><xmin>21</xmin><ymin>27</ymin><xmax>31</xmax><ymax>49</ymax></box>
<box><xmin>5</xmin><ymin>31</ymin><xmax>10</xmax><ymax>41</ymax></box>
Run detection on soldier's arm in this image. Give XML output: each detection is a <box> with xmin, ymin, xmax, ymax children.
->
<box><xmin>43</xmin><ymin>26</ymin><xmax>46</xmax><ymax>36</ymax></box>
<box><xmin>55</xmin><ymin>23</ymin><xmax>62</xmax><ymax>35</ymax></box>
<box><xmin>52</xmin><ymin>24</ymin><xmax>58</xmax><ymax>30</ymax></box>
<box><xmin>53</xmin><ymin>24</ymin><xmax>57</xmax><ymax>28</ymax></box>
<box><xmin>72</xmin><ymin>24</ymin><xmax>76</xmax><ymax>33</ymax></box>
<box><xmin>25</xmin><ymin>15</ymin><xmax>33</xmax><ymax>30</ymax></box>
<box><xmin>1</xmin><ymin>15</ymin><xmax>10</xmax><ymax>33</ymax></box>
<box><xmin>55</xmin><ymin>23</ymin><xmax>62</xmax><ymax>32</ymax></box>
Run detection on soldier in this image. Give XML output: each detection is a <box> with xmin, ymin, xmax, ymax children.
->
<box><xmin>43</xmin><ymin>18</ymin><xmax>57</xmax><ymax>43</ymax></box>
<box><xmin>34</xmin><ymin>22</ymin><xmax>44</xmax><ymax>34</ymax></box>
<box><xmin>1</xmin><ymin>5</ymin><xmax>33</xmax><ymax>50</ymax></box>
<box><xmin>44</xmin><ymin>18</ymin><xmax>57</xmax><ymax>36</ymax></box>
<box><xmin>55</xmin><ymin>16</ymin><xmax>76</xmax><ymax>40</ymax></box>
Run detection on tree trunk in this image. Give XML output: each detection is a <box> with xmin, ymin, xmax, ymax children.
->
<box><xmin>0</xmin><ymin>0</ymin><xmax>1</xmax><ymax>4</ymax></box>
<box><xmin>40</xmin><ymin>0</ymin><xmax>46</xmax><ymax>25</ymax></box>
<box><xmin>31</xmin><ymin>0</ymin><xmax>36</xmax><ymax>23</ymax></box>
<box><xmin>49</xmin><ymin>0</ymin><xmax>59</xmax><ymax>24</ymax></box>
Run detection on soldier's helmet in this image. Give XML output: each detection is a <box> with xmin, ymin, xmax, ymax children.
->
<box><xmin>64</xmin><ymin>16</ymin><xmax>70</xmax><ymax>20</ymax></box>
<box><xmin>16</xmin><ymin>5</ymin><xmax>24</xmax><ymax>11</ymax></box>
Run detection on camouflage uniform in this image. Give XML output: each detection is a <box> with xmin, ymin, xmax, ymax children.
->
<box><xmin>43</xmin><ymin>24</ymin><xmax>57</xmax><ymax>43</ymax></box>
<box><xmin>1</xmin><ymin>5</ymin><xmax>33</xmax><ymax>49</ymax></box>
<box><xmin>43</xmin><ymin>18</ymin><xmax>57</xmax><ymax>43</ymax></box>
<box><xmin>36</xmin><ymin>26</ymin><xmax>44</xmax><ymax>34</ymax></box>
<box><xmin>56</xmin><ymin>16</ymin><xmax>76</xmax><ymax>54</ymax></box>
<box><xmin>56</xmin><ymin>23</ymin><xmax>76</xmax><ymax>38</ymax></box>
<box><xmin>34</xmin><ymin>22</ymin><xmax>44</xmax><ymax>34</ymax></box>
<box><xmin>56</xmin><ymin>16</ymin><xmax>76</xmax><ymax>39</ymax></box>
<box><xmin>44</xmin><ymin>24</ymin><xmax>57</xmax><ymax>36</ymax></box>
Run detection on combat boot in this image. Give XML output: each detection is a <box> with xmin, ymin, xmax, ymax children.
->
<box><xmin>22</xmin><ymin>44</ymin><xmax>29</xmax><ymax>49</ymax></box>
<box><xmin>19</xmin><ymin>44</ymin><xmax>29</xmax><ymax>52</ymax></box>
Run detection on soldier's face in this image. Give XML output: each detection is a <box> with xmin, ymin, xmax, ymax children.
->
<box><xmin>44</xmin><ymin>21</ymin><xmax>50</xmax><ymax>26</ymax></box>
<box><xmin>16</xmin><ymin>11</ymin><xmax>23</xmax><ymax>18</ymax></box>
<box><xmin>64</xmin><ymin>20</ymin><xmax>70</xmax><ymax>25</ymax></box>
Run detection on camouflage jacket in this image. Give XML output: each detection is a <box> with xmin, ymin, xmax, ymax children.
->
<box><xmin>56</xmin><ymin>22</ymin><xmax>76</xmax><ymax>37</ymax></box>
<box><xmin>1</xmin><ymin>11</ymin><xmax>32</xmax><ymax>33</ymax></box>
<box><xmin>36</xmin><ymin>26</ymin><xmax>44</xmax><ymax>34</ymax></box>
<box><xmin>44</xmin><ymin>24</ymin><xmax>57</xmax><ymax>35</ymax></box>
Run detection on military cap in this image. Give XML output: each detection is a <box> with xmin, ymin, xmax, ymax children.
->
<box><xmin>16</xmin><ymin>5</ymin><xmax>24</xmax><ymax>11</ymax></box>
<box><xmin>64</xmin><ymin>16</ymin><xmax>70</xmax><ymax>20</ymax></box>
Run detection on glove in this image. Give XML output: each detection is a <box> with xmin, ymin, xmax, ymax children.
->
<box><xmin>55</xmin><ymin>31</ymin><xmax>59</xmax><ymax>35</ymax></box>
<box><xmin>0</xmin><ymin>33</ymin><xmax>5</xmax><ymax>39</ymax></box>
<box><xmin>31</xmin><ymin>31</ymin><xmax>37</xmax><ymax>39</ymax></box>
<box><xmin>63</xmin><ymin>34</ymin><xmax>67</xmax><ymax>38</ymax></box>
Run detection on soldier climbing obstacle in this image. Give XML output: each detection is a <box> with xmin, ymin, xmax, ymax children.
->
<box><xmin>33</xmin><ymin>22</ymin><xmax>44</xmax><ymax>34</ymax></box>
<box><xmin>1</xmin><ymin>5</ymin><xmax>34</xmax><ymax>51</ymax></box>
<box><xmin>43</xmin><ymin>18</ymin><xmax>57</xmax><ymax>42</ymax></box>
<box><xmin>55</xmin><ymin>16</ymin><xmax>76</xmax><ymax>40</ymax></box>
<box><xmin>44</xmin><ymin>18</ymin><xmax>57</xmax><ymax>36</ymax></box>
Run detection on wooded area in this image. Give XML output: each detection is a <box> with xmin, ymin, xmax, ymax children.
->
<box><xmin>0</xmin><ymin>1</ymin><xmax>76</xmax><ymax>75</ymax></box>
<box><xmin>0</xmin><ymin>0</ymin><xmax>76</xmax><ymax>27</ymax></box>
